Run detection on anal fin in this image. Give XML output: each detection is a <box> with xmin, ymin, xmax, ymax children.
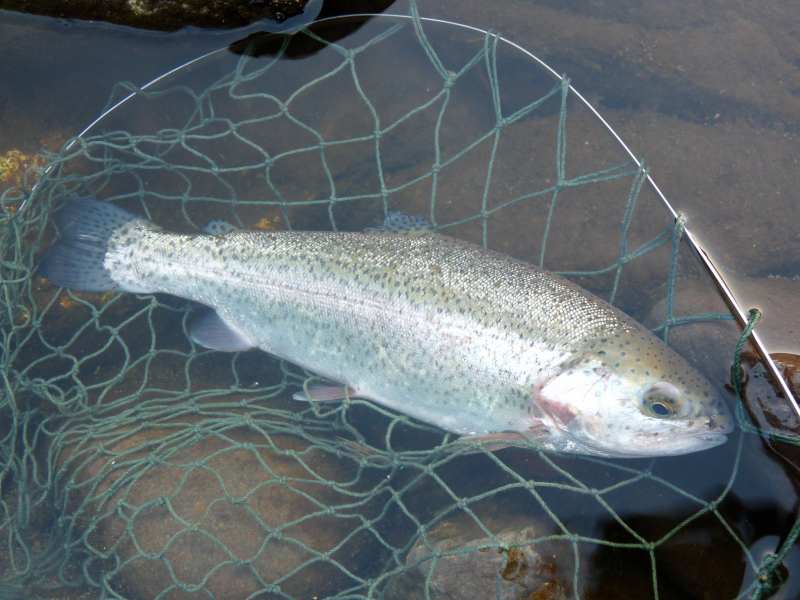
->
<box><xmin>458</xmin><ymin>422</ymin><xmax>551</xmax><ymax>452</ymax></box>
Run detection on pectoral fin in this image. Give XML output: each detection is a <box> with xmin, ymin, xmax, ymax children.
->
<box><xmin>189</xmin><ymin>309</ymin><xmax>254</xmax><ymax>352</ymax></box>
<box><xmin>458</xmin><ymin>422</ymin><xmax>551</xmax><ymax>452</ymax></box>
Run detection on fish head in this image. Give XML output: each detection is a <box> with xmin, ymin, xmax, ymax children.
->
<box><xmin>535</xmin><ymin>328</ymin><xmax>733</xmax><ymax>458</ymax></box>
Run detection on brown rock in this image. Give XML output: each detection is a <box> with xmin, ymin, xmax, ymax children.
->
<box><xmin>57</xmin><ymin>423</ymin><xmax>380</xmax><ymax>599</ymax></box>
<box><xmin>738</xmin><ymin>351</ymin><xmax>800</xmax><ymax>434</ymax></box>
<box><xmin>772</xmin><ymin>354</ymin><xmax>800</xmax><ymax>399</ymax></box>
<box><xmin>384</xmin><ymin>512</ymin><xmax>570</xmax><ymax>600</ymax></box>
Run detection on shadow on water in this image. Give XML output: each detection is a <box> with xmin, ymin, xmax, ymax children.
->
<box><xmin>228</xmin><ymin>2</ymin><xmax>399</xmax><ymax>59</ymax></box>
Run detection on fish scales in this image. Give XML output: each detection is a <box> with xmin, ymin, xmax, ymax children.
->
<box><xmin>115</xmin><ymin>229</ymin><xmax>617</xmax><ymax>424</ymax></box>
<box><xmin>40</xmin><ymin>200</ymin><xmax>733</xmax><ymax>457</ymax></box>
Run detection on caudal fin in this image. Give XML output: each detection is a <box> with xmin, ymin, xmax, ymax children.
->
<box><xmin>38</xmin><ymin>199</ymin><xmax>143</xmax><ymax>292</ymax></box>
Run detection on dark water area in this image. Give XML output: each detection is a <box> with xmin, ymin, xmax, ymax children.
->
<box><xmin>1</xmin><ymin>2</ymin><xmax>800</xmax><ymax>600</ymax></box>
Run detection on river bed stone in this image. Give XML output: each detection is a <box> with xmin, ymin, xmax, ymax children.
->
<box><xmin>56</xmin><ymin>422</ymin><xmax>381</xmax><ymax>599</ymax></box>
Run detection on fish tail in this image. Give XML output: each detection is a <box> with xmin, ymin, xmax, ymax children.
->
<box><xmin>38</xmin><ymin>198</ymin><xmax>158</xmax><ymax>292</ymax></box>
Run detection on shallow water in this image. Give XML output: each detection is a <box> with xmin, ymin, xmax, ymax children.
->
<box><xmin>1</xmin><ymin>2</ymin><xmax>799</xmax><ymax>599</ymax></box>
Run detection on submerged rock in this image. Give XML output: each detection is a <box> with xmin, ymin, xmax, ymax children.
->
<box><xmin>384</xmin><ymin>512</ymin><xmax>570</xmax><ymax>600</ymax></box>
<box><xmin>738</xmin><ymin>351</ymin><xmax>800</xmax><ymax>433</ymax></box>
<box><xmin>56</xmin><ymin>423</ymin><xmax>381</xmax><ymax>599</ymax></box>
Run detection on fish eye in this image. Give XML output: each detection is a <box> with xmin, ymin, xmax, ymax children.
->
<box><xmin>646</xmin><ymin>399</ymin><xmax>674</xmax><ymax>417</ymax></box>
<box><xmin>642</xmin><ymin>384</ymin><xmax>681</xmax><ymax>419</ymax></box>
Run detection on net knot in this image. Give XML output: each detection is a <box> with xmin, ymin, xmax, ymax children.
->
<box><xmin>756</xmin><ymin>552</ymin><xmax>787</xmax><ymax>595</ymax></box>
<box><xmin>730</xmin><ymin>307</ymin><xmax>762</xmax><ymax>399</ymax></box>
<box><xmin>674</xmin><ymin>211</ymin><xmax>688</xmax><ymax>232</ymax></box>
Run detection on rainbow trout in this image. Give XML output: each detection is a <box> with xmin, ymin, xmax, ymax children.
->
<box><xmin>40</xmin><ymin>199</ymin><xmax>732</xmax><ymax>457</ymax></box>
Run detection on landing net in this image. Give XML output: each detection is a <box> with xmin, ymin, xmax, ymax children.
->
<box><xmin>1</xmin><ymin>6</ymin><xmax>798</xmax><ymax>599</ymax></box>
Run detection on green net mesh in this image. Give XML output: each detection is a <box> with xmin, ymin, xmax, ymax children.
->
<box><xmin>1</xmin><ymin>7</ymin><xmax>799</xmax><ymax>599</ymax></box>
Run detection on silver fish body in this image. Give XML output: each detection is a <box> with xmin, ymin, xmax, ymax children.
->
<box><xmin>40</xmin><ymin>200</ymin><xmax>733</xmax><ymax>457</ymax></box>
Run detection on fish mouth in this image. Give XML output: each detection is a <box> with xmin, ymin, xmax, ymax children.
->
<box><xmin>686</xmin><ymin>431</ymin><xmax>729</xmax><ymax>451</ymax></box>
<box><xmin>565</xmin><ymin>430</ymin><xmax>730</xmax><ymax>459</ymax></box>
